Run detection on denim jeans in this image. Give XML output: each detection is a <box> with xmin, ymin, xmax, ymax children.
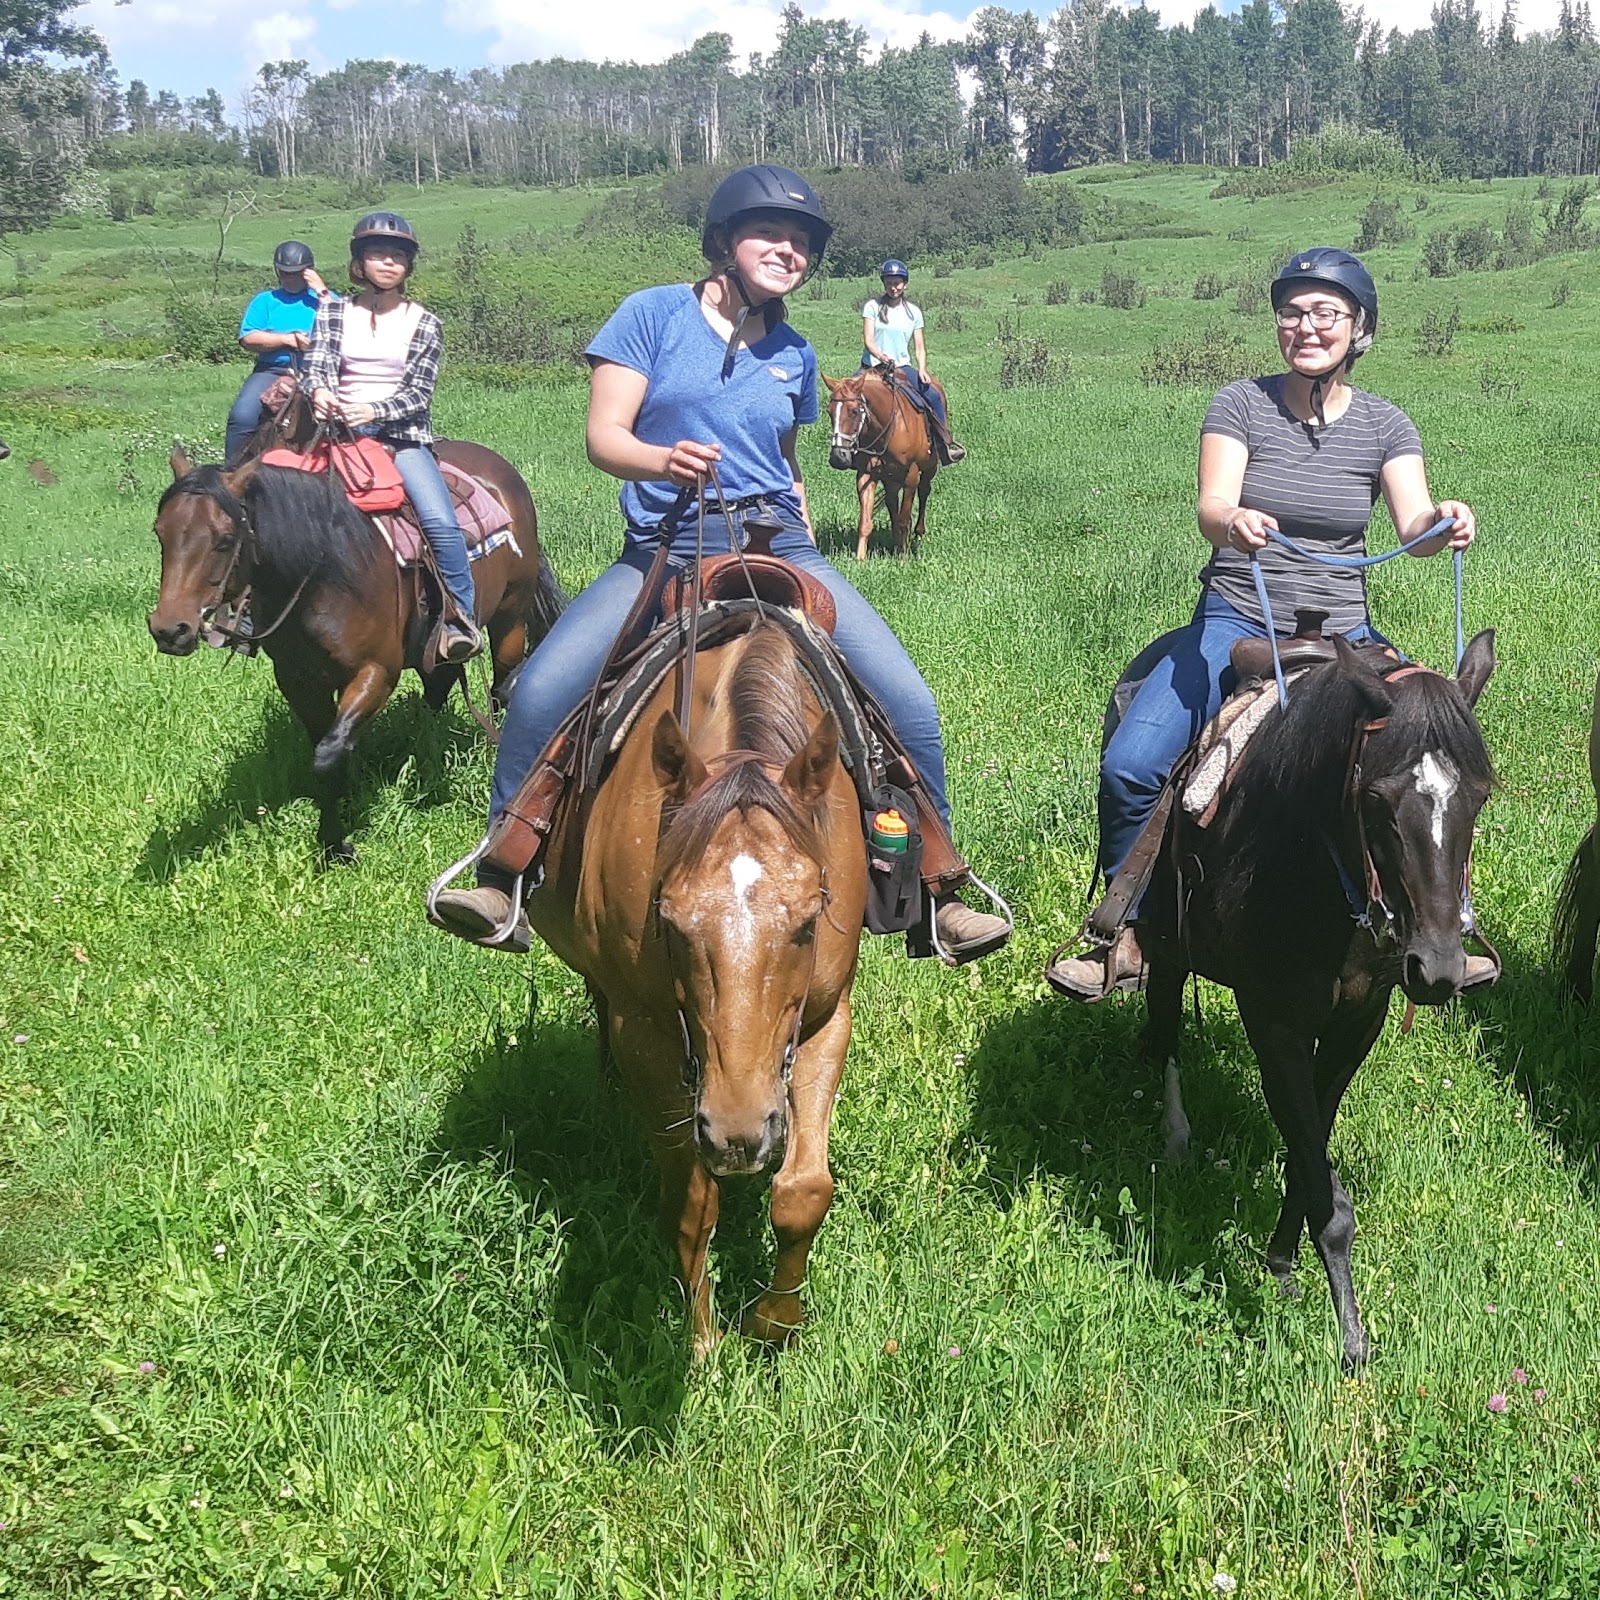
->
<box><xmin>864</xmin><ymin>363</ymin><xmax>947</xmax><ymax>429</ymax></box>
<box><xmin>392</xmin><ymin>445</ymin><xmax>474</xmax><ymax>618</ymax></box>
<box><xmin>1098</xmin><ymin>586</ymin><xmax>1390</xmax><ymax>882</ymax></box>
<box><xmin>225</xmin><ymin>367</ymin><xmax>285</xmax><ymax>466</ymax></box>
<box><xmin>489</xmin><ymin>500</ymin><xmax>951</xmax><ymax>829</ymax></box>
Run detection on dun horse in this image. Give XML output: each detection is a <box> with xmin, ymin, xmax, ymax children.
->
<box><xmin>824</xmin><ymin>366</ymin><xmax>942</xmax><ymax>560</ymax></box>
<box><xmin>1136</xmin><ymin>634</ymin><xmax>1496</xmax><ymax>1369</ymax></box>
<box><xmin>526</xmin><ymin>621</ymin><xmax>867</xmax><ymax>1354</ymax></box>
<box><xmin>1554</xmin><ymin>667</ymin><xmax>1600</xmax><ymax>998</ymax></box>
<box><xmin>149</xmin><ymin>431</ymin><xmax>564</xmax><ymax>861</ymax></box>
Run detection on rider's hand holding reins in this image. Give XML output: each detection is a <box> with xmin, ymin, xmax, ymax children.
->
<box><xmin>1404</xmin><ymin>500</ymin><xmax>1476</xmax><ymax>555</ymax></box>
<box><xmin>1211</xmin><ymin>506</ymin><xmax>1278</xmax><ymax>553</ymax></box>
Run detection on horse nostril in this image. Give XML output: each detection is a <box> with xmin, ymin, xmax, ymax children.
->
<box><xmin>694</xmin><ymin>1110</ymin><xmax>713</xmax><ymax>1150</ymax></box>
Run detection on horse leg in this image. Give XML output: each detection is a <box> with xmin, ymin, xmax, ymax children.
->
<box><xmin>312</xmin><ymin>662</ymin><xmax>399</xmax><ymax>778</ymax></box>
<box><xmin>1140</xmin><ymin>953</ymin><xmax>1191</xmax><ymax>1164</ymax></box>
<box><xmin>1555</xmin><ymin>824</ymin><xmax>1600</xmax><ymax>1001</ymax></box>
<box><xmin>912</xmin><ymin>462</ymin><xmax>932</xmax><ymax>552</ymax></box>
<box><xmin>270</xmin><ymin>661</ymin><xmax>350</xmax><ymax>861</ymax></box>
<box><xmin>1243</xmin><ymin>1006</ymin><xmax>1369</xmax><ymax>1369</ymax></box>
<box><xmin>855</xmin><ymin>471</ymin><xmax>876</xmax><ymax>562</ymax></box>
<box><xmin>611</xmin><ymin>1010</ymin><xmax>722</xmax><ymax>1357</ymax></box>
<box><xmin>744</xmin><ymin>1002</ymin><xmax>851</xmax><ymax>1346</ymax></box>
<box><xmin>488</xmin><ymin>611</ymin><xmax>529</xmax><ymax>715</ymax></box>
<box><xmin>1264</xmin><ymin>996</ymin><xmax>1389</xmax><ymax>1298</ymax></box>
<box><xmin>893</xmin><ymin>469</ymin><xmax>916</xmax><ymax>560</ymax></box>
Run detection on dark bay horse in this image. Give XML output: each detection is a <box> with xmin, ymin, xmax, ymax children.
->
<box><xmin>149</xmin><ymin>441</ymin><xmax>564</xmax><ymax>861</ymax></box>
<box><xmin>1135</xmin><ymin>634</ymin><xmax>1496</xmax><ymax>1369</ymax></box>
<box><xmin>824</xmin><ymin>366</ymin><xmax>941</xmax><ymax>560</ymax></box>
<box><xmin>1554</xmin><ymin>668</ymin><xmax>1600</xmax><ymax>999</ymax></box>
<box><xmin>527</xmin><ymin>621</ymin><xmax>867</xmax><ymax>1356</ymax></box>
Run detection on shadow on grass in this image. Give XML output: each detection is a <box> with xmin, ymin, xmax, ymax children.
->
<box><xmin>965</xmin><ymin>990</ymin><xmax>1290</xmax><ymax>1325</ymax></box>
<box><xmin>137</xmin><ymin>679</ymin><xmax>475</xmax><ymax>880</ymax></box>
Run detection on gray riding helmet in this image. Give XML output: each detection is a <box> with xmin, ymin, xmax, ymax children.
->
<box><xmin>273</xmin><ymin>240</ymin><xmax>315</xmax><ymax>272</ymax></box>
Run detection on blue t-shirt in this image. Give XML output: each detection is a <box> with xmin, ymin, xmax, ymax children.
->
<box><xmin>861</xmin><ymin>297</ymin><xmax>923</xmax><ymax>368</ymax></box>
<box><xmin>586</xmin><ymin>283</ymin><xmax>818</xmax><ymax>532</ymax></box>
<box><xmin>239</xmin><ymin>287</ymin><xmax>324</xmax><ymax>371</ymax></box>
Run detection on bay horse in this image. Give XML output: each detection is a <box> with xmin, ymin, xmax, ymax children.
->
<box><xmin>1554</xmin><ymin>666</ymin><xmax>1600</xmax><ymax>998</ymax></box>
<box><xmin>148</xmin><ymin>427</ymin><xmax>564</xmax><ymax>861</ymax></box>
<box><xmin>1135</xmin><ymin>633</ymin><xmax>1496</xmax><ymax>1369</ymax></box>
<box><xmin>526</xmin><ymin>620</ymin><xmax>867</xmax><ymax>1355</ymax></box>
<box><xmin>824</xmin><ymin>365</ymin><xmax>942</xmax><ymax>560</ymax></box>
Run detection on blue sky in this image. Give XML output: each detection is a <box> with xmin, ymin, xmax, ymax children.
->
<box><xmin>79</xmin><ymin>0</ymin><xmax>1547</xmax><ymax>106</ymax></box>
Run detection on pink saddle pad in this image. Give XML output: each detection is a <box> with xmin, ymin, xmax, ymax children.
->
<box><xmin>374</xmin><ymin>459</ymin><xmax>517</xmax><ymax>566</ymax></box>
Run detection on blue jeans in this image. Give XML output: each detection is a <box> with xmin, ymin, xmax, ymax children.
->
<box><xmin>490</xmin><ymin>500</ymin><xmax>950</xmax><ymax>829</ymax></box>
<box><xmin>392</xmin><ymin>445</ymin><xmax>474</xmax><ymax>619</ymax></box>
<box><xmin>225</xmin><ymin>367</ymin><xmax>285</xmax><ymax>466</ymax></box>
<box><xmin>1098</xmin><ymin>587</ymin><xmax>1390</xmax><ymax>882</ymax></box>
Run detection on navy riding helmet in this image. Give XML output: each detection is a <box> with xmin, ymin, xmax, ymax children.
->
<box><xmin>1272</xmin><ymin>248</ymin><xmax>1378</xmax><ymax>354</ymax></box>
<box><xmin>273</xmin><ymin>240</ymin><xmax>314</xmax><ymax>272</ymax></box>
<box><xmin>880</xmin><ymin>258</ymin><xmax>910</xmax><ymax>281</ymax></box>
<box><xmin>351</xmin><ymin>211</ymin><xmax>419</xmax><ymax>258</ymax></box>
<box><xmin>701</xmin><ymin>165</ymin><xmax>832</xmax><ymax>261</ymax></box>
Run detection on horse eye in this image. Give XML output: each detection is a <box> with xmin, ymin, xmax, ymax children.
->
<box><xmin>794</xmin><ymin>916</ymin><xmax>817</xmax><ymax>947</ymax></box>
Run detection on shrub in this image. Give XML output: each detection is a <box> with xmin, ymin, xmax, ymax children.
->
<box><xmin>1453</xmin><ymin>222</ymin><xmax>1496</xmax><ymax>271</ymax></box>
<box><xmin>937</xmin><ymin>309</ymin><xmax>966</xmax><ymax>333</ymax></box>
<box><xmin>107</xmin><ymin>180</ymin><xmax>131</xmax><ymax>223</ymax></box>
<box><xmin>1478</xmin><ymin>361</ymin><xmax>1523</xmax><ymax>401</ymax></box>
<box><xmin>971</xmin><ymin>249</ymin><xmax>995</xmax><ymax>269</ymax></box>
<box><xmin>1232</xmin><ymin>276</ymin><xmax>1266</xmax><ymax>316</ymax></box>
<box><xmin>932</xmin><ymin>260</ymin><xmax>952</xmax><ymax>279</ymax></box>
<box><xmin>1414</xmin><ymin>193</ymin><xmax>1431</xmax><ymax>212</ymax></box>
<box><xmin>998</xmin><ymin>335</ymin><xmax>1070</xmax><ymax>389</ymax></box>
<box><xmin>426</xmin><ymin>223</ymin><xmax>587</xmax><ymax>367</ymax></box>
<box><xmin>165</xmin><ymin>296</ymin><xmax>242</xmax><ymax>363</ymax></box>
<box><xmin>1193</xmin><ymin>271</ymin><xmax>1223</xmax><ymax>301</ymax></box>
<box><xmin>1423</xmin><ymin>231</ymin><xmax>1453</xmax><ymax>277</ymax></box>
<box><xmin>1044</xmin><ymin>278</ymin><xmax>1071</xmax><ymax>305</ymax></box>
<box><xmin>1414</xmin><ymin>301</ymin><xmax>1462</xmax><ymax>357</ymax></box>
<box><xmin>1465</xmin><ymin>314</ymin><xmax>1523</xmax><ymax>334</ymax></box>
<box><xmin>1101</xmin><ymin>268</ymin><xmax>1141</xmax><ymax>309</ymax></box>
<box><xmin>1551</xmin><ymin>277</ymin><xmax>1572</xmax><ymax>307</ymax></box>
<box><xmin>1141</xmin><ymin>324</ymin><xmax>1253</xmax><ymax>388</ymax></box>
<box><xmin>1544</xmin><ymin>182</ymin><xmax>1593</xmax><ymax>254</ymax></box>
<box><xmin>1353</xmin><ymin>197</ymin><xmax>1414</xmax><ymax>252</ymax></box>
<box><xmin>1497</xmin><ymin>200</ymin><xmax>1537</xmax><ymax>268</ymax></box>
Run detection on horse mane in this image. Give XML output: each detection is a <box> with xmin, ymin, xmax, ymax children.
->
<box><xmin>247</xmin><ymin>464</ymin><xmax>380</xmax><ymax>595</ymax></box>
<box><xmin>654</xmin><ymin>623</ymin><xmax>826</xmax><ymax>882</ymax></box>
<box><xmin>1212</xmin><ymin>658</ymin><xmax>1495</xmax><ymax>905</ymax></box>
<box><xmin>158</xmin><ymin>465</ymin><xmax>247</xmax><ymax>532</ymax></box>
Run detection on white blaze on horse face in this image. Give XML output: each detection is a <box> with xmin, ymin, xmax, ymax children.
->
<box><xmin>728</xmin><ymin>854</ymin><xmax>764</xmax><ymax>957</ymax></box>
<box><xmin>1412</xmin><ymin>751</ymin><xmax>1459</xmax><ymax>850</ymax></box>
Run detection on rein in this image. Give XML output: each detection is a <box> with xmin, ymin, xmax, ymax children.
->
<box><xmin>1248</xmin><ymin>517</ymin><xmax>1464</xmax><ymax>707</ymax></box>
<box><xmin>191</xmin><ymin>490</ymin><xmax>311</xmax><ymax>648</ymax></box>
<box><xmin>831</xmin><ymin>368</ymin><xmax>898</xmax><ymax>462</ymax></box>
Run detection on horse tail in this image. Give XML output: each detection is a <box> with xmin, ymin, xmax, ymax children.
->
<box><xmin>1554</xmin><ymin>822</ymin><xmax>1600</xmax><ymax>1001</ymax></box>
<box><xmin>527</xmin><ymin>546</ymin><xmax>567</xmax><ymax>646</ymax></box>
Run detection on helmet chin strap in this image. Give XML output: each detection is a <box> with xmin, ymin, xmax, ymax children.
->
<box><xmin>1302</xmin><ymin>353</ymin><xmax>1352</xmax><ymax>433</ymax></box>
<box><xmin>707</xmin><ymin>266</ymin><xmax>780</xmax><ymax>379</ymax></box>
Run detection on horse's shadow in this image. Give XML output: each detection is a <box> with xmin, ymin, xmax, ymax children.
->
<box><xmin>965</xmin><ymin>992</ymin><xmax>1288</xmax><ymax>1325</ymax></box>
<box><xmin>137</xmin><ymin>681</ymin><xmax>477</xmax><ymax>881</ymax></box>
<box><xmin>814</xmin><ymin>518</ymin><xmax>865</xmax><ymax>562</ymax></box>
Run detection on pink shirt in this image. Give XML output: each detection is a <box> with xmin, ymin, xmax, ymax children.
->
<box><xmin>337</xmin><ymin>300</ymin><xmax>424</xmax><ymax>407</ymax></box>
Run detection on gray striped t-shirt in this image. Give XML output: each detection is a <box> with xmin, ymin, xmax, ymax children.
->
<box><xmin>1200</xmin><ymin>375</ymin><xmax>1422</xmax><ymax>636</ymax></box>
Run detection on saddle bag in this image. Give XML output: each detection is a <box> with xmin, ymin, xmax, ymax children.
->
<box><xmin>862</xmin><ymin>783</ymin><xmax>924</xmax><ymax>935</ymax></box>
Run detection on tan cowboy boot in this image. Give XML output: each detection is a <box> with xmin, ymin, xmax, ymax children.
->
<box><xmin>1045</xmin><ymin>926</ymin><xmax>1146</xmax><ymax>1002</ymax></box>
<box><xmin>934</xmin><ymin>896</ymin><xmax>1010</xmax><ymax>961</ymax></box>
<box><xmin>430</xmin><ymin>884</ymin><xmax>529</xmax><ymax>952</ymax></box>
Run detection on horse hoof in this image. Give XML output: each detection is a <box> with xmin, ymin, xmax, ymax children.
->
<box><xmin>1270</xmin><ymin>1271</ymin><xmax>1302</xmax><ymax>1301</ymax></box>
<box><xmin>322</xmin><ymin>840</ymin><xmax>358</xmax><ymax>867</ymax></box>
<box><xmin>1162</xmin><ymin>1132</ymin><xmax>1192</xmax><ymax>1166</ymax></box>
<box><xmin>741</xmin><ymin>1304</ymin><xmax>802</xmax><ymax>1347</ymax></box>
<box><xmin>1341</xmin><ymin>1338</ymin><xmax>1372</xmax><ymax>1374</ymax></box>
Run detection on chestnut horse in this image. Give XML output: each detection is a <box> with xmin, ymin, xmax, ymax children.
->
<box><xmin>527</xmin><ymin>621</ymin><xmax>866</xmax><ymax>1354</ymax></box>
<box><xmin>149</xmin><ymin>439</ymin><xmax>564</xmax><ymax>861</ymax></box>
<box><xmin>1554</xmin><ymin>666</ymin><xmax>1600</xmax><ymax>998</ymax></box>
<box><xmin>824</xmin><ymin>365</ymin><xmax>943</xmax><ymax>560</ymax></box>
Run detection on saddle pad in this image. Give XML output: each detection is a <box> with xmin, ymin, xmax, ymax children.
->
<box><xmin>373</xmin><ymin>459</ymin><xmax>517</xmax><ymax>566</ymax></box>
<box><xmin>1181</xmin><ymin>670</ymin><xmax>1311</xmax><ymax>825</ymax></box>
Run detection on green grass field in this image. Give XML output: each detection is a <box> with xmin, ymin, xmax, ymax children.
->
<box><xmin>5</xmin><ymin>170</ymin><xmax>1600</xmax><ymax>1597</ymax></box>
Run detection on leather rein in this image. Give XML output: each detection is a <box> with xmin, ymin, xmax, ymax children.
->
<box><xmin>830</xmin><ymin>367</ymin><xmax>899</xmax><ymax>462</ymax></box>
<box><xmin>191</xmin><ymin>489</ymin><xmax>311</xmax><ymax>649</ymax></box>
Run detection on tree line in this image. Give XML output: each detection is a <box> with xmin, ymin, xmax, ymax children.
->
<box><xmin>13</xmin><ymin>0</ymin><xmax>1600</xmax><ymax>244</ymax></box>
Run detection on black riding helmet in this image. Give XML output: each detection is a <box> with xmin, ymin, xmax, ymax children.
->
<box><xmin>273</xmin><ymin>240</ymin><xmax>314</xmax><ymax>272</ymax></box>
<box><xmin>1271</xmin><ymin>248</ymin><xmax>1378</xmax><ymax>355</ymax></box>
<box><xmin>700</xmin><ymin>165</ymin><xmax>832</xmax><ymax>262</ymax></box>
<box><xmin>350</xmin><ymin>211</ymin><xmax>419</xmax><ymax>259</ymax></box>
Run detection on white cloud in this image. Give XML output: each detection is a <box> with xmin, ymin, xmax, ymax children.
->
<box><xmin>81</xmin><ymin>0</ymin><xmax>319</xmax><ymax>79</ymax></box>
<box><xmin>250</xmin><ymin>9</ymin><xmax>318</xmax><ymax>59</ymax></box>
<box><xmin>444</xmin><ymin>0</ymin><xmax>973</xmax><ymax>69</ymax></box>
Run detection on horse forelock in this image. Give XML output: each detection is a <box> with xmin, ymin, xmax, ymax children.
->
<box><xmin>157</xmin><ymin>466</ymin><xmax>247</xmax><ymax>534</ymax></box>
<box><xmin>1369</xmin><ymin>669</ymin><xmax>1496</xmax><ymax>793</ymax></box>
<box><xmin>654</xmin><ymin>624</ymin><xmax>829</xmax><ymax>886</ymax></box>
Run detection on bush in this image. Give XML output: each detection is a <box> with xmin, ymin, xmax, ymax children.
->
<box><xmin>1141</xmin><ymin>324</ymin><xmax>1253</xmax><ymax>388</ymax></box>
<box><xmin>1414</xmin><ymin>301</ymin><xmax>1462</xmax><ymax>357</ymax></box>
<box><xmin>1044</xmin><ymin>278</ymin><xmax>1071</xmax><ymax>305</ymax></box>
<box><xmin>1551</xmin><ymin>277</ymin><xmax>1572</xmax><ymax>307</ymax></box>
<box><xmin>1353</xmin><ymin>197</ymin><xmax>1414</xmax><ymax>252</ymax></box>
<box><xmin>1101</xmin><ymin>268</ymin><xmax>1141</xmax><ymax>309</ymax></box>
<box><xmin>107</xmin><ymin>180</ymin><xmax>131</xmax><ymax>223</ymax></box>
<box><xmin>1497</xmin><ymin>200</ymin><xmax>1537</xmax><ymax>269</ymax></box>
<box><xmin>1193</xmin><ymin>272</ymin><xmax>1223</xmax><ymax>301</ymax></box>
<box><xmin>1478</xmin><ymin>361</ymin><xmax>1522</xmax><ymax>401</ymax></box>
<box><xmin>1544</xmin><ymin>182</ymin><xmax>1593</xmax><ymax>254</ymax></box>
<box><xmin>165</xmin><ymin>296</ymin><xmax>242</xmax><ymax>363</ymax></box>
<box><xmin>1423</xmin><ymin>230</ymin><xmax>1453</xmax><ymax>277</ymax></box>
<box><xmin>1232</xmin><ymin>276</ymin><xmax>1266</xmax><ymax>316</ymax></box>
<box><xmin>1453</xmin><ymin>222</ymin><xmax>1496</xmax><ymax>271</ymax></box>
<box><xmin>998</xmin><ymin>336</ymin><xmax>1070</xmax><ymax>389</ymax></box>
<box><xmin>937</xmin><ymin>309</ymin><xmax>966</xmax><ymax>333</ymax></box>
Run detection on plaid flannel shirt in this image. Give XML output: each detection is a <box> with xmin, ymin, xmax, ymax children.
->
<box><xmin>301</xmin><ymin>296</ymin><xmax>443</xmax><ymax>446</ymax></box>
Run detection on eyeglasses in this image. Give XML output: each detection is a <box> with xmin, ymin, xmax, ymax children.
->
<box><xmin>1275</xmin><ymin>305</ymin><xmax>1353</xmax><ymax>331</ymax></box>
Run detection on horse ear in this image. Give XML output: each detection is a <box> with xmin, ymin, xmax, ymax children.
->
<box><xmin>821</xmin><ymin>374</ymin><xmax>840</xmax><ymax>395</ymax></box>
<box><xmin>783</xmin><ymin>711</ymin><xmax>839</xmax><ymax>805</ymax></box>
<box><xmin>222</xmin><ymin>458</ymin><xmax>260</xmax><ymax>496</ymax></box>
<box><xmin>170</xmin><ymin>442</ymin><xmax>193</xmax><ymax>479</ymax></box>
<box><xmin>1456</xmin><ymin>628</ymin><xmax>1496</xmax><ymax>707</ymax></box>
<box><xmin>1333</xmin><ymin>635</ymin><xmax>1393</xmax><ymax>719</ymax></box>
<box><xmin>652</xmin><ymin>710</ymin><xmax>706</xmax><ymax>799</ymax></box>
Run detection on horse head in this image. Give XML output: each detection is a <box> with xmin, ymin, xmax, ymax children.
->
<box><xmin>1338</xmin><ymin>630</ymin><xmax>1497</xmax><ymax>1005</ymax></box>
<box><xmin>650</xmin><ymin>704</ymin><xmax>843</xmax><ymax>1179</ymax></box>
<box><xmin>823</xmin><ymin>371</ymin><xmax>879</xmax><ymax>470</ymax></box>
<box><xmin>148</xmin><ymin>446</ymin><xmax>258</xmax><ymax>656</ymax></box>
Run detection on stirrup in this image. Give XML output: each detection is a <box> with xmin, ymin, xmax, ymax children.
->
<box><xmin>426</xmin><ymin>836</ymin><xmax>528</xmax><ymax>948</ymax></box>
<box><xmin>927</xmin><ymin>870</ymin><xmax>1014</xmax><ymax>966</ymax></box>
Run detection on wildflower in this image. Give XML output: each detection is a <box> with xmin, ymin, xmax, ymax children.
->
<box><xmin>137</xmin><ymin>1361</ymin><xmax>156</xmax><ymax>1376</ymax></box>
<box><xmin>1485</xmin><ymin>1303</ymin><xmax>1496</xmax><ymax>1314</ymax></box>
<box><xmin>1092</xmin><ymin>1548</ymin><xmax>1112</xmax><ymax>1565</ymax></box>
<box><xmin>1211</xmin><ymin>1576</ymin><xmax>1238</xmax><ymax>1596</ymax></box>
<box><xmin>12</xmin><ymin>1035</ymin><xmax>26</xmax><ymax>1045</ymax></box>
<box><xmin>883</xmin><ymin>1338</ymin><xmax>899</xmax><ymax>1356</ymax></box>
<box><xmin>947</xmin><ymin>1345</ymin><xmax>961</xmax><ymax>1358</ymax></box>
<box><xmin>1487</xmin><ymin>1393</ymin><xmax>1508</xmax><ymax>1413</ymax></box>
<box><xmin>1064</xmin><ymin>1539</ymin><xmax>1079</xmax><ymax>1554</ymax></box>
<box><xmin>189</xmin><ymin>1495</ymin><xmax>202</xmax><ymax>1509</ymax></box>
<box><xmin>1535</xmin><ymin>1388</ymin><xmax>1548</xmax><ymax>1403</ymax></box>
<box><xmin>1132</xmin><ymin>1089</ymin><xmax>1144</xmax><ymax>1099</ymax></box>
<box><xmin>212</xmin><ymin>1243</ymin><xmax>227</xmax><ymax>1259</ymax></box>
<box><xmin>1513</xmin><ymin>1367</ymin><xmax>1528</xmax><ymax>1385</ymax></box>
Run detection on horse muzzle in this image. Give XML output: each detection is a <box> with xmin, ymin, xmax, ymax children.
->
<box><xmin>694</xmin><ymin>1105</ymin><xmax>787</xmax><ymax>1179</ymax></box>
<box><xmin>1400</xmin><ymin>940</ymin><xmax>1466</xmax><ymax>1006</ymax></box>
<box><xmin>828</xmin><ymin>446</ymin><xmax>856</xmax><ymax>472</ymax></box>
<box><xmin>149</xmin><ymin>613</ymin><xmax>200</xmax><ymax>656</ymax></box>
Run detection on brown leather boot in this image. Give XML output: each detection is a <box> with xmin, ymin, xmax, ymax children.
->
<box><xmin>934</xmin><ymin>896</ymin><xmax>1010</xmax><ymax>961</ymax></box>
<box><xmin>1461</xmin><ymin>953</ymin><xmax>1498</xmax><ymax>990</ymax></box>
<box><xmin>429</xmin><ymin>884</ymin><xmax>529</xmax><ymax>952</ymax></box>
<box><xmin>1045</xmin><ymin>927</ymin><xmax>1146</xmax><ymax>1002</ymax></box>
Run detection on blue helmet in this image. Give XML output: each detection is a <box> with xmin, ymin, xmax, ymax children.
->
<box><xmin>880</xmin><ymin>258</ymin><xmax>910</xmax><ymax>281</ymax></box>
<box><xmin>701</xmin><ymin>165</ymin><xmax>832</xmax><ymax>261</ymax></box>
<box><xmin>1272</xmin><ymin>248</ymin><xmax>1378</xmax><ymax>353</ymax></box>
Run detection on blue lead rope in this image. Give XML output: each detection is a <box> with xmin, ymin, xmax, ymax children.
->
<box><xmin>1248</xmin><ymin>516</ymin><xmax>1463</xmax><ymax>708</ymax></box>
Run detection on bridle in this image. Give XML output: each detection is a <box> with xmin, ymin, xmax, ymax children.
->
<box><xmin>177</xmin><ymin>484</ymin><xmax>309</xmax><ymax>649</ymax></box>
<box><xmin>830</xmin><ymin>371</ymin><xmax>897</xmax><ymax>462</ymax></box>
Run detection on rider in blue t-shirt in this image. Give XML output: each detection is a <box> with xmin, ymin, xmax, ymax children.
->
<box><xmin>431</xmin><ymin>165</ymin><xmax>1007</xmax><ymax>962</ymax></box>
<box><xmin>861</xmin><ymin>260</ymin><xmax>965</xmax><ymax>464</ymax></box>
<box><xmin>224</xmin><ymin>241</ymin><xmax>334</xmax><ymax>466</ymax></box>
